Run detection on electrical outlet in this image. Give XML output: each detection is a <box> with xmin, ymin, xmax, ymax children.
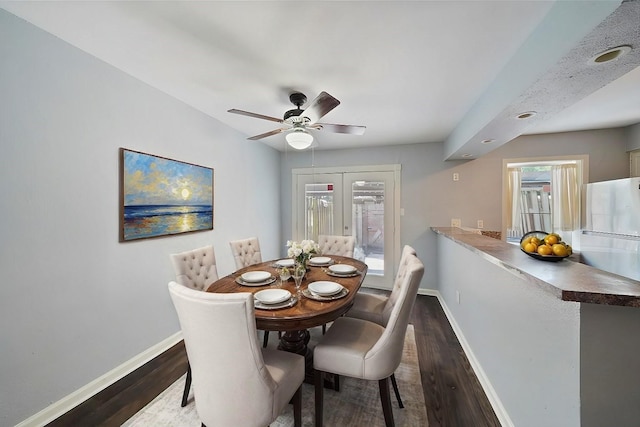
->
<box><xmin>453</xmin><ymin>172</ymin><xmax>460</xmax><ymax>181</ymax></box>
<box><xmin>477</xmin><ymin>220</ymin><xmax>484</xmax><ymax>229</ymax></box>
<box><xmin>451</xmin><ymin>218</ymin><xmax>461</xmax><ymax>228</ymax></box>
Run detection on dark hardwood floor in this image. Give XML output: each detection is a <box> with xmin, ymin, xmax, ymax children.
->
<box><xmin>412</xmin><ymin>296</ymin><xmax>500</xmax><ymax>427</ymax></box>
<box><xmin>46</xmin><ymin>295</ymin><xmax>500</xmax><ymax>426</ymax></box>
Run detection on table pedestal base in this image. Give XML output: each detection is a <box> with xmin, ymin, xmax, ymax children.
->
<box><xmin>278</xmin><ymin>329</ymin><xmax>338</xmax><ymax>389</ymax></box>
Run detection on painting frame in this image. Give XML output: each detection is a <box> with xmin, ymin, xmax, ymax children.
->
<box><xmin>119</xmin><ymin>148</ymin><xmax>214</xmax><ymax>242</ymax></box>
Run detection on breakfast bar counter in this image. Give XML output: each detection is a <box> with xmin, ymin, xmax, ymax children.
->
<box><xmin>431</xmin><ymin>226</ymin><xmax>640</xmax><ymax>427</ymax></box>
<box><xmin>431</xmin><ymin>227</ymin><xmax>640</xmax><ymax>307</ymax></box>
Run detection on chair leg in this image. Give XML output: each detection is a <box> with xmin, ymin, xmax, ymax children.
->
<box><xmin>293</xmin><ymin>385</ymin><xmax>302</xmax><ymax>427</ymax></box>
<box><xmin>263</xmin><ymin>330</ymin><xmax>269</xmax><ymax>348</ymax></box>
<box><xmin>315</xmin><ymin>370</ymin><xmax>324</xmax><ymax>427</ymax></box>
<box><xmin>181</xmin><ymin>364</ymin><xmax>192</xmax><ymax>407</ymax></box>
<box><xmin>378</xmin><ymin>377</ymin><xmax>395</xmax><ymax>427</ymax></box>
<box><xmin>322</xmin><ymin>323</ymin><xmax>326</xmax><ymax>334</ymax></box>
<box><xmin>390</xmin><ymin>373</ymin><xmax>404</xmax><ymax>408</ymax></box>
<box><xmin>334</xmin><ymin>374</ymin><xmax>340</xmax><ymax>392</ymax></box>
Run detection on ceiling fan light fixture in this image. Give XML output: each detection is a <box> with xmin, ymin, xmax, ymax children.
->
<box><xmin>286</xmin><ymin>129</ymin><xmax>314</xmax><ymax>150</ymax></box>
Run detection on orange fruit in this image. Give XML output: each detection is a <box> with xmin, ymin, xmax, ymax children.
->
<box><xmin>544</xmin><ymin>234</ymin><xmax>559</xmax><ymax>246</ymax></box>
<box><xmin>537</xmin><ymin>244</ymin><xmax>553</xmax><ymax>256</ymax></box>
<box><xmin>524</xmin><ymin>242</ymin><xmax>538</xmax><ymax>253</ymax></box>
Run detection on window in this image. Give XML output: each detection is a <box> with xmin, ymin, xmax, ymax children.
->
<box><xmin>503</xmin><ymin>156</ymin><xmax>587</xmax><ymax>246</ymax></box>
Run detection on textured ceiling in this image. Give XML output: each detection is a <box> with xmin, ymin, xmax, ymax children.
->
<box><xmin>2</xmin><ymin>1</ymin><xmax>639</xmax><ymax>159</ymax></box>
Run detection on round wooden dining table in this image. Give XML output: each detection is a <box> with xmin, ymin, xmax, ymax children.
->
<box><xmin>207</xmin><ymin>255</ymin><xmax>368</xmax><ymax>383</ymax></box>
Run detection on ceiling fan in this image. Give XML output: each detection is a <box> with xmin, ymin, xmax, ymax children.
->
<box><xmin>228</xmin><ymin>91</ymin><xmax>366</xmax><ymax>150</ymax></box>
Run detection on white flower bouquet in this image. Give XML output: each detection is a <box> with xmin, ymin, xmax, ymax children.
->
<box><xmin>287</xmin><ymin>239</ymin><xmax>319</xmax><ymax>267</ymax></box>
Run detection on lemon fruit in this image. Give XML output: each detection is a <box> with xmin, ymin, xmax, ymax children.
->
<box><xmin>537</xmin><ymin>244</ymin><xmax>553</xmax><ymax>256</ymax></box>
<box><xmin>524</xmin><ymin>242</ymin><xmax>538</xmax><ymax>253</ymax></box>
<box><xmin>552</xmin><ymin>243</ymin><xmax>568</xmax><ymax>257</ymax></box>
<box><xmin>544</xmin><ymin>234</ymin><xmax>559</xmax><ymax>246</ymax></box>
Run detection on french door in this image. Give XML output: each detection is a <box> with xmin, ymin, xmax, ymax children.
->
<box><xmin>292</xmin><ymin>165</ymin><xmax>400</xmax><ymax>289</ymax></box>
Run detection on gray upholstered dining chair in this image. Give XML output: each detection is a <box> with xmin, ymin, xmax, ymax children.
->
<box><xmin>344</xmin><ymin>244</ymin><xmax>417</xmax><ymax>407</ymax></box>
<box><xmin>169</xmin><ymin>245</ymin><xmax>219</xmax><ymax>407</ymax></box>
<box><xmin>313</xmin><ymin>253</ymin><xmax>424</xmax><ymax>427</ymax></box>
<box><xmin>229</xmin><ymin>237</ymin><xmax>262</xmax><ymax>270</ymax></box>
<box><xmin>229</xmin><ymin>236</ymin><xmax>276</xmax><ymax>348</ymax></box>
<box><xmin>168</xmin><ymin>282</ymin><xmax>304</xmax><ymax>427</ymax></box>
<box><xmin>317</xmin><ymin>234</ymin><xmax>356</xmax><ymax>257</ymax></box>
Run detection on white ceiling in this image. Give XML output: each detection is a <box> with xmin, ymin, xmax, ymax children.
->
<box><xmin>2</xmin><ymin>1</ymin><xmax>639</xmax><ymax>159</ymax></box>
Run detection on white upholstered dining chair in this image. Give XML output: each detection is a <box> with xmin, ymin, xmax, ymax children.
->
<box><xmin>168</xmin><ymin>282</ymin><xmax>304</xmax><ymax>427</ymax></box>
<box><xmin>346</xmin><ymin>245</ymin><xmax>417</xmax><ymax>325</ymax></box>
<box><xmin>169</xmin><ymin>245</ymin><xmax>219</xmax><ymax>407</ymax></box>
<box><xmin>229</xmin><ymin>236</ymin><xmax>276</xmax><ymax>348</ymax></box>
<box><xmin>344</xmin><ymin>244</ymin><xmax>417</xmax><ymax>407</ymax></box>
<box><xmin>317</xmin><ymin>234</ymin><xmax>356</xmax><ymax>257</ymax></box>
<box><xmin>170</xmin><ymin>245</ymin><xmax>219</xmax><ymax>292</ymax></box>
<box><xmin>313</xmin><ymin>253</ymin><xmax>424</xmax><ymax>427</ymax></box>
<box><xmin>316</xmin><ymin>234</ymin><xmax>357</xmax><ymax>335</ymax></box>
<box><xmin>229</xmin><ymin>237</ymin><xmax>262</xmax><ymax>270</ymax></box>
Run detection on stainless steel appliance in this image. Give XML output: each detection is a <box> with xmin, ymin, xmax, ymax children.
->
<box><xmin>580</xmin><ymin>177</ymin><xmax>640</xmax><ymax>281</ymax></box>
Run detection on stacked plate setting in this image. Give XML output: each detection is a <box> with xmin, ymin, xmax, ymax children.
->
<box><xmin>327</xmin><ymin>264</ymin><xmax>357</xmax><ymax>276</ymax></box>
<box><xmin>308</xmin><ymin>256</ymin><xmax>333</xmax><ymax>266</ymax></box>
<box><xmin>241</xmin><ymin>271</ymin><xmax>272</xmax><ymax>283</ymax></box>
<box><xmin>274</xmin><ymin>259</ymin><xmax>295</xmax><ymax>268</ymax></box>
<box><xmin>254</xmin><ymin>288</ymin><xmax>292</xmax><ymax>305</ymax></box>
<box><xmin>308</xmin><ymin>281</ymin><xmax>344</xmax><ymax>297</ymax></box>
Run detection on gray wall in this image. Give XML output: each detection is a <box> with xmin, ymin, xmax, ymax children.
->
<box><xmin>581</xmin><ymin>303</ymin><xmax>640</xmax><ymax>427</ymax></box>
<box><xmin>0</xmin><ymin>11</ymin><xmax>280</xmax><ymax>425</ymax></box>
<box><xmin>280</xmin><ymin>128</ymin><xmax>630</xmax><ymax>292</ymax></box>
<box><xmin>628</xmin><ymin>123</ymin><xmax>640</xmax><ymax>151</ymax></box>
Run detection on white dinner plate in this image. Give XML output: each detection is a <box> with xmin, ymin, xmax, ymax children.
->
<box><xmin>254</xmin><ymin>289</ymin><xmax>291</xmax><ymax>305</ymax></box>
<box><xmin>275</xmin><ymin>259</ymin><xmax>295</xmax><ymax>268</ymax></box>
<box><xmin>309</xmin><ymin>256</ymin><xmax>332</xmax><ymax>266</ymax></box>
<box><xmin>308</xmin><ymin>281</ymin><xmax>343</xmax><ymax>296</ymax></box>
<box><xmin>241</xmin><ymin>271</ymin><xmax>272</xmax><ymax>283</ymax></box>
<box><xmin>328</xmin><ymin>264</ymin><xmax>357</xmax><ymax>274</ymax></box>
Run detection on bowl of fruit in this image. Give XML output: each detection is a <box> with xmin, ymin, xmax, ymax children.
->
<box><xmin>520</xmin><ymin>231</ymin><xmax>573</xmax><ymax>262</ymax></box>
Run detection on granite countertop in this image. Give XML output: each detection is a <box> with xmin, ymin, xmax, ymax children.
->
<box><xmin>432</xmin><ymin>227</ymin><xmax>640</xmax><ymax>307</ymax></box>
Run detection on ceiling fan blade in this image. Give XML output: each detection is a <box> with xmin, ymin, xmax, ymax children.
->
<box><xmin>247</xmin><ymin>128</ymin><xmax>287</xmax><ymax>140</ymax></box>
<box><xmin>313</xmin><ymin>123</ymin><xmax>366</xmax><ymax>135</ymax></box>
<box><xmin>228</xmin><ymin>109</ymin><xmax>284</xmax><ymax>124</ymax></box>
<box><xmin>301</xmin><ymin>91</ymin><xmax>340</xmax><ymax>124</ymax></box>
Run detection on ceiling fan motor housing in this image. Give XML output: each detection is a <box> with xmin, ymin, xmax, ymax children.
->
<box><xmin>284</xmin><ymin>108</ymin><xmax>304</xmax><ymax>120</ymax></box>
<box><xmin>284</xmin><ymin>92</ymin><xmax>307</xmax><ymax>120</ymax></box>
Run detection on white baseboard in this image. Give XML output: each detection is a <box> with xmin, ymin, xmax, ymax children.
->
<box><xmin>16</xmin><ymin>332</ymin><xmax>183</xmax><ymax>427</ymax></box>
<box><xmin>423</xmin><ymin>289</ymin><xmax>513</xmax><ymax>427</ymax></box>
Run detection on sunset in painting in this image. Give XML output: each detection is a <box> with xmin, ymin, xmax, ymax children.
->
<box><xmin>121</xmin><ymin>149</ymin><xmax>213</xmax><ymax>241</ymax></box>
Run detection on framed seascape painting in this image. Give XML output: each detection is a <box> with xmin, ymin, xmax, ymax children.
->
<box><xmin>119</xmin><ymin>148</ymin><xmax>214</xmax><ymax>242</ymax></box>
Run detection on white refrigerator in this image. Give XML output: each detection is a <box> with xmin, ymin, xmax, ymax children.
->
<box><xmin>580</xmin><ymin>177</ymin><xmax>640</xmax><ymax>281</ymax></box>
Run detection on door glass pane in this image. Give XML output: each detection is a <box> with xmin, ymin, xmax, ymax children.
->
<box><xmin>304</xmin><ymin>183</ymin><xmax>334</xmax><ymax>241</ymax></box>
<box><xmin>352</xmin><ymin>180</ymin><xmax>384</xmax><ymax>276</ymax></box>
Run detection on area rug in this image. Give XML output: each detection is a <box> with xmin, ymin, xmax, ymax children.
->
<box><xmin>122</xmin><ymin>325</ymin><xmax>427</xmax><ymax>426</ymax></box>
